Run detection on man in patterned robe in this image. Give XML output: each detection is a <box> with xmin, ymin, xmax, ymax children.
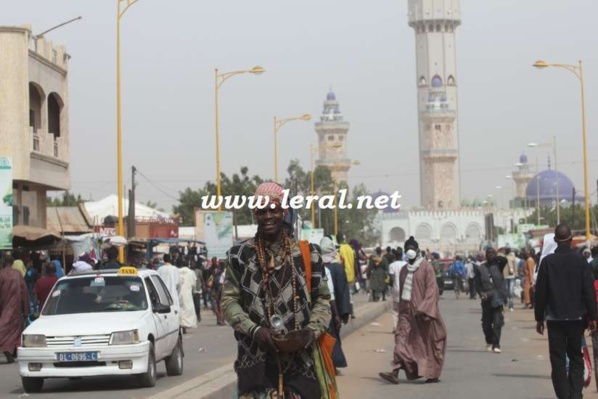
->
<box><xmin>221</xmin><ymin>182</ymin><xmax>331</xmax><ymax>398</ymax></box>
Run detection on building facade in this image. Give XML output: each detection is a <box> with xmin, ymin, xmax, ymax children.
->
<box><xmin>0</xmin><ymin>25</ymin><xmax>70</xmax><ymax>229</ymax></box>
<box><xmin>314</xmin><ymin>91</ymin><xmax>352</xmax><ymax>183</ymax></box>
<box><xmin>408</xmin><ymin>0</ymin><xmax>461</xmax><ymax>210</ymax></box>
<box><xmin>381</xmin><ymin>210</ymin><xmax>484</xmax><ymax>256</ymax></box>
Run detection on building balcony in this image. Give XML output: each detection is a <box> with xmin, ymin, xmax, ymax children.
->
<box><xmin>29</xmin><ymin>127</ymin><xmax>67</xmax><ymax>162</ymax></box>
<box><xmin>27</xmin><ymin>127</ymin><xmax>69</xmax><ymax>190</ymax></box>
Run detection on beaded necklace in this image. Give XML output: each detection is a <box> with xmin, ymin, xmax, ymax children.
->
<box><xmin>255</xmin><ymin>230</ymin><xmax>300</xmax><ymax>332</ymax></box>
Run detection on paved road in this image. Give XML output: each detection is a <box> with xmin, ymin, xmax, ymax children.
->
<box><xmin>7</xmin><ymin>293</ymin><xmax>589</xmax><ymax>399</ymax></box>
<box><xmin>337</xmin><ymin>296</ymin><xmax>598</xmax><ymax>399</ymax></box>
<box><xmin>0</xmin><ymin>294</ymin><xmax>375</xmax><ymax>399</ymax></box>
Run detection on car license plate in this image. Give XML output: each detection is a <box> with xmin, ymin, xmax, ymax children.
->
<box><xmin>56</xmin><ymin>352</ymin><xmax>98</xmax><ymax>362</ymax></box>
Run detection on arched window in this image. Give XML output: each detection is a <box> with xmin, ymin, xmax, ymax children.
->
<box><xmin>29</xmin><ymin>82</ymin><xmax>45</xmax><ymax>134</ymax></box>
<box><xmin>419</xmin><ymin>76</ymin><xmax>427</xmax><ymax>86</ymax></box>
<box><xmin>440</xmin><ymin>223</ymin><xmax>458</xmax><ymax>244</ymax></box>
<box><xmin>447</xmin><ymin>75</ymin><xmax>456</xmax><ymax>86</ymax></box>
<box><xmin>48</xmin><ymin>93</ymin><xmax>63</xmax><ymax>137</ymax></box>
<box><xmin>415</xmin><ymin>223</ymin><xmax>433</xmax><ymax>241</ymax></box>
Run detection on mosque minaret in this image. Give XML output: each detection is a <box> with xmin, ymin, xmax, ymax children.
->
<box><xmin>315</xmin><ymin>91</ymin><xmax>351</xmax><ymax>183</ymax></box>
<box><xmin>408</xmin><ymin>0</ymin><xmax>461</xmax><ymax>210</ymax></box>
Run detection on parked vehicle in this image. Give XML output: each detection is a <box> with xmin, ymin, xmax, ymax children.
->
<box><xmin>18</xmin><ymin>267</ymin><xmax>183</xmax><ymax>393</ymax></box>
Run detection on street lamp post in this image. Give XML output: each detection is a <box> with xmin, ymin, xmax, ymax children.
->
<box><xmin>528</xmin><ymin>136</ymin><xmax>559</xmax><ymax>224</ymax></box>
<box><xmin>533</xmin><ymin>60</ymin><xmax>590</xmax><ymax>240</ymax></box>
<box><xmin>310</xmin><ymin>144</ymin><xmax>316</xmax><ymax>228</ymax></box>
<box><xmin>333</xmin><ymin>160</ymin><xmax>360</xmax><ymax>236</ymax></box>
<box><xmin>274</xmin><ymin>114</ymin><xmax>311</xmax><ymax>183</ymax></box>
<box><xmin>310</xmin><ymin>143</ymin><xmax>342</xmax><ymax>230</ymax></box>
<box><xmin>117</xmin><ymin>0</ymin><xmax>140</xmax><ymax>262</ymax></box>
<box><xmin>215</xmin><ymin>66</ymin><xmax>265</xmax><ymax>209</ymax></box>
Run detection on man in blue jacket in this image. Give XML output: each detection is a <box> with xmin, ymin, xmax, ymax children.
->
<box><xmin>535</xmin><ymin>224</ymin><xmax>597</xmax><ymax>399</ymax></box>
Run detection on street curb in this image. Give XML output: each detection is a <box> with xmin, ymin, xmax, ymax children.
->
<box><xmin>150</xmin><ymin>299</ymin><xmax>392</xmax><ymax>399</ymax></box>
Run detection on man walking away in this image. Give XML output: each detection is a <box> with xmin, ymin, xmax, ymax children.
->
<box><xmin>449</xmin><ymin>256</ymin><xmax>465</xmax><ymax>299</ymax></box>
<box><xmin>475</xmin><ymin>247</ymin><xmax>508</xmax><ymax>353</ymax></box>
<box><xmin>535</xmin><ymin>224</ymin><xmax>597</xmax><ymax>399</ymax></box>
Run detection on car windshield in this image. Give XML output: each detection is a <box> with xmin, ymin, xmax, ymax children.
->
<box><xmin>42</xmin><ymin>275</ymin><xmax>148</xmax><ymax>315</ymax></box>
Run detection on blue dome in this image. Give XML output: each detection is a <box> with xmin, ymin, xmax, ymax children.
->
<box><xmin>519</xmin><ymin>153</ymin><xmax>528</xmax><ymax>164</ymax></box>
<box><xmin>326</xmin><ymin>91</ymin><xmax>336</xmax><ymax>101</ymax></box>
<box><xmin>525</xmin><ymin>169</ymin><xmax>582</xmax><ymax>202</ymax></box>
<box><xmin>371</xmin><ymin>191</ymin><xmax>399</xmax><ymax>213</ymax></box>
<box><xmin>431</xmin><ymin>76</ymin><xmax>443</xmax><ymax>88</ymax></box>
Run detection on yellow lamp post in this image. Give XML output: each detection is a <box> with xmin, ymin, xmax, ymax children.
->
<box><xmin>116</xmin><ymin>0</ymin><xmax>140</xmax><ymax>262</ymax></box>
<box><xmin>215</xmin><ymin>66</ymin><xmax>265</xmax><ymax>209</ymax></box>
<box><xmin>333</xmin><ymin>160</ymin><xmax>360</xmax><ymax>236</ymax></box>
<box><xmin>274</xmin><ymin>114</ymin><xmax>311</xmax><ymax>183</ymax></box>
<box><xmin>310</xmin><ymin>143</ymin><xmax>342</xmax><ymax>229</ymax></box>
<box><xmin>533</xmin><ymin>60</ymin><xmax>590</xmax><ymax>239</ymax></box>
<box><xmin>310</xmin><ymin>144</ymin><xmax>317</xmax><ymax>228</ymax></box>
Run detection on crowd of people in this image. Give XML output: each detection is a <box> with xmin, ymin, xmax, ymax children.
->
<box><xmin>4</xmin><ymin>183</ymin><xmax>598</xmax><ymax>399</ymax></box>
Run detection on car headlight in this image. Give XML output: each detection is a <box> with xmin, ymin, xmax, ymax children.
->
<box><xmin>109</xmin><ymin>330</ymin><xmax>140</xmax><ymax>345</ymax></box>
<box><xmin>22</xmin><ymin>334</ymin><xmax>47</xmax><ymax>347</ymax></box>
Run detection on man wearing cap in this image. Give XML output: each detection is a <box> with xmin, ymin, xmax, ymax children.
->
<box><xmin>380</xmin><ymin>236</ymin><xmax>446</xmax><ymax>385</ymax></box>
<box><xmin>221</xmin><ymin>182</ymin><xmax>332</xmax><ymax>398</ymax></box>
<box><xmin>535</xmin><ymin>224</ymin><xmax>597</xmax><ymax>399</ymax></box>
<box><xmin>320</xmin><ymin>235</ymin><xmax>351</xmax><ymax>371</ymax></box>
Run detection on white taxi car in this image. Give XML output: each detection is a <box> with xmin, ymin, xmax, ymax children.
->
<box><xmin>17</xmin><ymin>267</ymin><xmax>183</xmax><ymax>393</ymax></box>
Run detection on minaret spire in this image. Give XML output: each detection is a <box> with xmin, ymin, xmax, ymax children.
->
<box><xmin>408</xmin><ymin>0</ymin><xmax>462</xmax><ymax>210</ymax></box>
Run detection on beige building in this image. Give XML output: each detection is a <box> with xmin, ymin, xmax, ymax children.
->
<box><xmin>0</xmin><ymin>25</ymin><xmax>70</xmax><ymax>229</ymax></box>
<box><xmin>315</xmin><ymin>91</ymin><xmax>352</xmax><ymax>183</ymax></box>
<box><xmin>409</xmin><ymin>0</ymin><xmax>461</xmax><ymax>210</ymax></box>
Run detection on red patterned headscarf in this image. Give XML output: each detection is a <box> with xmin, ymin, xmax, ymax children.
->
<box><xmin>254</xmin><ymin>182</ymin><xmax>284</xmax><ymax>203</ymax></box>
<box><xmin>253</xmin><ymin>182</ymin><xmax>287</xmax><ymax>215</ymax></box>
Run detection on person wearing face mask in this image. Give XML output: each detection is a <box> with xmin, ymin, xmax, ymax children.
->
<box><xmin>379</xmin><ymin>236</ymin><xmax>447</xmax><ymax>385</ymax></box>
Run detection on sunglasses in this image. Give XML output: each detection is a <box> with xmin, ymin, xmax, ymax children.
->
<box><xmin>255</xmin><ymin>206</ymin><xmax>284</xmax><ymax>216</ymax></box>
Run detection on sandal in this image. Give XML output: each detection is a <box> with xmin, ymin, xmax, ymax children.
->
<box><xmin>379</xmin><ymin>371</ymin><xmax>399</xmax><ymax>385</ymax></box>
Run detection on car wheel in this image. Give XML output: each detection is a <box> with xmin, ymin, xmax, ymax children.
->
<box><xmin>165</xmin><ymin>336</ymin><xmax>184</xmax><ymax>376</ymax></box>
<box><xmin>136</xmin><ymin>342</ymin><xmax>157</xmax><ymax>388</ymax></box>
<box><xmin>22</xmin><ymin>377</ymin><xmax>44</xmax><ymax>393</ymax></box>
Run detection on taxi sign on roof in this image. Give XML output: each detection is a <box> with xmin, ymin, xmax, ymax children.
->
<box><xmin>117</xmin><ymin>266</ymin><xmax>138</xmax><ymax>276</ymax></box>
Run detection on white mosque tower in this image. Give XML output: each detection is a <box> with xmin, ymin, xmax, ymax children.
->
<box><xmin>408</xmin><ymin>0</ymin><xmax>461</xmax><ymax>210</ymax></box>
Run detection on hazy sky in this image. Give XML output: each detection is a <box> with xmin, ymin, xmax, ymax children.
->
<box><xmin>4</xmin><ymin>0</ymin><xmax>598</xmax><ymax>211</ymax></box>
